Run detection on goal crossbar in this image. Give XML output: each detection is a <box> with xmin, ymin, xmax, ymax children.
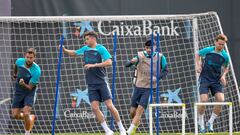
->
<box><xmin>0</xmin><ymin>12</ymin><xmax>218</xmax><ymax>22</ymax></box>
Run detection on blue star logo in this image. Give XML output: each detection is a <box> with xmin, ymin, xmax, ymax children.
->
<box><xmin>160</xmin><ymin>88</ymin><xmax>182</xmax><ymax>103</ymax></box>
<box><xmin>70</xmin><ymin>89</ymin><xmax>90</xmax><ymax>107</ymax></box>
<box><xmin>74</xmin><ymin>21</ymin><xmax>94</xmax><ymax>37</ymax></box>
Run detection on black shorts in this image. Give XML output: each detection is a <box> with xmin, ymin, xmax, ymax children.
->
<box><xmin>12</xmin><ymin>89</ymin><xmax>36</xmax><ymax>108</ymax></box>
<box><xmin>199</xmin><ymin>77</ymin><xmax>223</xmax><ymax>96</ymax></box>
<box><xmin>131</xmin><ymin>87</ymin><xmax>151</xmax><ymax>109</ymax></box>
<box><xmin>88</xmin><ymin>84</ymin><xmax>112</xmax><ymax>102</ymax></box>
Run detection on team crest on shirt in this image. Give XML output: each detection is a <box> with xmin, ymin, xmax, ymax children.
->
<box><xmin>93</xmin><ymin>52</ymin><xmax>98</xmax><ymax>56</ymax></box>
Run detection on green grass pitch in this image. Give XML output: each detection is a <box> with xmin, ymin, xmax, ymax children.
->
<box><xmin>55</xmin><ymin>133</ymin><xmax>239</xmax><ymax>135</ymax></box>
<box><xmin>18</xmin><ymin>132</ymin><xmax>240</xmax><ymax>135</ymax></box>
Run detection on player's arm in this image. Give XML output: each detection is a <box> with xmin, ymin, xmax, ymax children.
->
<box><xmin>222</xmin><ymin>67</ymin><xmax>229</xmax><ymax>78</ymax></box>
<box><xmin>159</xmin><ymin>55</ymin><xmax>168</xmax><ymax>79</ymax></box>
<box><xmin>60</xmin><ymin>46</ymin><xmax>77</xmax><ymax>57</ymax></box>
<box><xmin>95</xmin><ymin>59</ymin><xmax>112</xmax><ymax>67</ymax></box>
<box><xmin>84</xmin><ymin>59</ymin><xmax>112</xmax><ymax>69</ymax></box>
<box><xmin>19</xmin><ymin>79</ymin><xmax>36</xmax><ymax>90</ymax></box>
<box><xmin>19</xmin><ymin>67</ymin><xmax>41</xmax><ymax>91</ymax></box>
<box><xmin>84</xmin><ymin>45</ymin><xmax>112</xmax><ymax>69</ymax></box>
<box><xmin>220</xmin><ymin>67</ymin><xmax>229</xmax><ymax>86</ymax></box>
<box><xmin>220</xmin><ymin>54</ymin><xmax>230</xmax><ymax>86</ymax></box>
<box><xmin>195</xmin><ymin>53</ymin><xmax>202</xmax><ymax>73</ymax></box>
<box><xmin>196</xmin><ymin>46</ymin><xmax>214</xmax><ymax>73</ymax></box>
<box><xmin>125</xmin><ymin>56</ymin><xmax>138</xmax><ymax>67</ymax></box>
<box><xmin>13</xmin><ymin>58</ymin><xmax>22</xmax><ymax>79</ymax></box>
<box><xmin>13</xmin><ymin>64</ymin><xmax>18</xmax><ymax>79</ymax></box>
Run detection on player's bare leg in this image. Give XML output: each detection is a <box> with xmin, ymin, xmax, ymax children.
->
<box><xmin>132</xmin><ymin>105</ymin><xmax>144</xmax><ymax>126</ymax></box>
<box><xmin>127</xmin><ymin>105</ymin><xmax>144</xmax><ymax>135</ymax></box>
<box><xmin>207</xmin><ymin>92</ymin><xmax>225</xmax><ymax>132</ymax></box>
<box><xmin>91</xmin><ymin>101</ymin><xmax>113</xmax><ymax>135</ymax></box>
<box><xmin>105</xmin><ymin>99</ymin><xmax>126</xmax><ymax>135</ymax></box>
<box><xmin>105</xmin><ymin>99</ymin><xmax>121</xmax><ymax>121</ymax></box>
<box><xmin>213</xmin><ymin>92</ymin><xmax>224</xmax><ymax>115</ymax></box>
<box><xmin>129</xmin><ymin>107</ymin><xmax>137</xmax><ymax>119</ymax></box>
<box><xmin>198</xmin><ymin>94</ymin><xmax>208</xmax><ymax>133</ymax></box>
<box><xmin>11</xmin><ymin>108</ymin><xmax>23</xmax><ymax>120</ymax></box>
<box><xmin>22</xmin><ymin>106</ymin><xmax>34</xmax><ymax>135</ymax></box>
<box><xmin>91</xmin><ymin>101</ymin><xmax>105</xmax><ymax>122</ymax></box>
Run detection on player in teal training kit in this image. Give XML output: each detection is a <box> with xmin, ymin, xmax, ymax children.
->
<box><xmin>12</xmin><ymin>48</ymin><xmax>41</xmax><ymax>135</ymax></box>
<box><xmin>196</xmin><ymin>34</ymin><xmax>229</xmax><ymax>133</ymax></box>
<box><xmin>60</xmin><ymin>31</ymin><xmax>126</xmax><ymax>135</ymax></box>
<box><xmin>125</xmin><ymin>40</ymin><xmax>168</xmax><ymax>135</ymax></box>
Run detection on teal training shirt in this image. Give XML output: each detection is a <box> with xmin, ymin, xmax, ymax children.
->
<box><xmin>15</xmin><ymin>58</ymin><xmax>41</xmax><ymax>92</ymax></box>
<box><xmin>75</xmin><ymin>44</ymin><xmax>112</xmax><ymax>84</ymax></box>
<box><xmin>198</xmin><ymin>46</ymin><xmax>229</xmax><ymax>81</ymax></box>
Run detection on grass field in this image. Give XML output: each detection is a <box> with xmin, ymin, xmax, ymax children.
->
<box><xmin>53</xmin><ymin>133</ymin><xmax>239</xmax><ymax>135</ymax></box>
<box><xmin>56</xmin><ymin>133</ymin><xmax>239</xmax><ymax>135</ymax></box>
<box><xmin>21</xmin><ymin>132</ymin><xmax>240</xmax><ymax>135</ymax></box>
<box><xmin>69</xmin><ymin>133</ymin><xmax>237</xmax><ymax>135</ymax></box>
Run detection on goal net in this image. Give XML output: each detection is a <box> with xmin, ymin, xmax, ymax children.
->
<box><xmin>0</xmin><ymin>12</ymin><xmax>239</xmax><ymax>134</ymax></box>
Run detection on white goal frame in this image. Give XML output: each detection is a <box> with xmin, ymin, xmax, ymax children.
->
<box><xmin>0</xmin><ymin>11</ymin><xmax>239</xmax><ymax>134</ymax></box>
<box><xmin>149</xmin><ymin>103</ymin><xmax>186</xmax><ymax>135</ymax></box>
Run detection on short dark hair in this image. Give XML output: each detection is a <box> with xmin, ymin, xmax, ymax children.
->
<box><xmin>26</xmin><ymin>48</ymin><xmax>36</xmax><ymax>56</ymax></box>
<box><xmin>83</xmin><ymin>31</ymin><xmax>98</xmax><ymax>39</ymax></box>
<box><xmin>215</xmin><ymin>34</ymin><xmax>228</xmax><ymax>42</ymax></box>
<box><xmin>145</xmin><ymin>40</ymin><xmax>155</xmax><ymax>47</ymax></box>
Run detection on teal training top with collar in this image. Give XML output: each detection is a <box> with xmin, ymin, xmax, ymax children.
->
<box><xmin>75</xmin><ymin>44</ymin><xmax>112</xmax><ymax>84</ymax></box>
<box><xmin>198</xmin><ymin>46</ymin><xmax>229</xmax><ymax>82</ymax></box>
<box><xmin>15</xmin><ymin>58</ymin><xmax>41</xmax><ymax>92</ymax></box>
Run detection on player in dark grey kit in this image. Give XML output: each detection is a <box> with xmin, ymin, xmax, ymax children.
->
<box><xmin>60</xmin><ymin>31</ymin><xmax>126</xmax><ymax>135</ymax></box>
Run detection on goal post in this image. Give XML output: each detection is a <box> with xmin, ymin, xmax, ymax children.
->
<box><xmin>192</xmin><ymin>17</ymin><xmax>200</xmax><ymax>103</ymax></box>
<box><xmin>149</xmin><ymin>103</ymin><xmax>186</xmax><ymax>135</ymax></box>
<box><xmin>194</xmin><ymin>102</ymin><xmax>233</xmax><ymax>135</ymax></box>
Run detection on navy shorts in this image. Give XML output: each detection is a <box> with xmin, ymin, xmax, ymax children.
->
<box><xmin>88</xmin><ymin>84</ymin><xmax>112</xmax><ymax>102</ymax></box>
<box><xmin>131</xmin><ymin>87</ymin><xmax>151</xmax><ymax>109</ymax></box>
<box><xmin>12</xmin><ymin>89</ymin><xmax>36</xmax><ymax>108</ymax></box>
<box><xmin>199</xmin><ymin>78</ymin><xmax>223</xmax><ymax>96</ymax></box>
